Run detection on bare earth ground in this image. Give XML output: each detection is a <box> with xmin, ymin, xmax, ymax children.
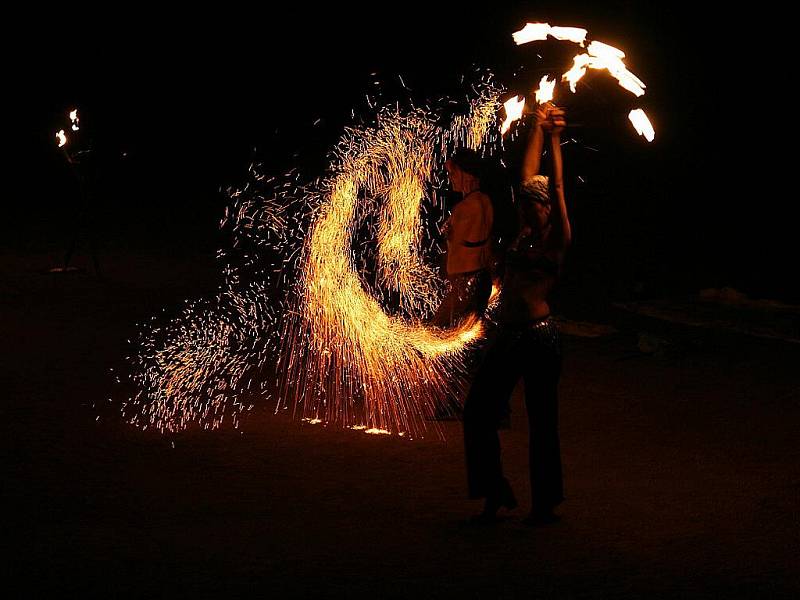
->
<box><xmin>3</xmin><ymin>252</ymin><xmax>799</xmax><ymax>598</ymax></box>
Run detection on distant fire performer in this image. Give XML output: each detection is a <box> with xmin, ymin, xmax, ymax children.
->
<box><xmin>53</xmin><ymin>108</ymin><xmax>102</xmax><ymax>277</ymax></box>
<box><xmin>463</xmin><ymin>102</ymin><xmax>571</xmax><ymax>525</ymax></box>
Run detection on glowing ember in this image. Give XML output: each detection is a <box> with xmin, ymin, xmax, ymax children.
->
<box><xmin>56</xmin><ymin>129</ymin><xmax>67</xmax><ymax>147</ymax></box>
<box><xmin>535</xmin><ymin>75</ymin><xmax>556</xmax><ymax>104</ymax></box>
<box><xmin>69</xmin><ymin>109</ymin><xmax>80</xmax><ymax>131</ymax></box>
<box><xmin>364</xmin><ymin>428</ymin><xmax>391</xmax><ymax>435</ymax></box>
<box><xmin>501</xmin><ymin>95</ymin><xmax>525</xmax><ymax>135</ymax></box>
<box><xmin>628</xmin><ymin>109</ymin><xmax>655</xmax><ymax>142</ymax></box>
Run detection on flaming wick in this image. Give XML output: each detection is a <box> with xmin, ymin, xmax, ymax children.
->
<box><xmin>501</xmin><ymin>95</ymin><xmax>526</xmax><ymax>135</ymax></box>
<box><xmin>534</xmin><ymin>75</ymin><xmax>556</xmax><ymax>104</ymax></box>
<box><xmin>628</xmin><ymin>109</ymin><xmax>655</xmax><ymax>142</ymax></box>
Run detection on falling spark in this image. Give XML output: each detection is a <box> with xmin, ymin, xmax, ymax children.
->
<box><xmin>501</xmin><ymin>95</ymin><xmax>526</xmax><ymax>135</ymax></box>
<box><xmin>535</xmin><ymin>75</ymin><xmax>556</xmax><ymax>104</ymax></box>
<box><xmin>628</xmin><ymin>109</ymin><xmax>655</xmax><ymax>142</ymax></box>
<box><xmin>56</xmin><ymin>129</ymin><xmax>67</xmax><ymax>147</ymax></box>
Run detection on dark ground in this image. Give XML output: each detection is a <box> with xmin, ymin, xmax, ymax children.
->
<box><xmin>3</xmin><ymin>250</ymin><xmax>798</xmax><ymax>598</ymax></box>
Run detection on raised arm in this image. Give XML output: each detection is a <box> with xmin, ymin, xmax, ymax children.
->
<box><xmin>545</xmin><ymin>107</ymin><xmax>571</xmax><ymax>256</ymax></box>
<box><xmin>520</xmin><ymin>103</ymin><xmax>550</xmax><ymax>181</ymax></box>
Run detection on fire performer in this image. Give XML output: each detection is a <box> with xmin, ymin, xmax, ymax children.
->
<box><xmin>429</xmin><ymin>149</ymin><xmax>494</xmax><ymax>420</ymax></box>
<box><xmin>463</xmin><ymin>103</ymin><xmax>570</xmax><ymax>525</ymax></box>
<box><xmin>432</xmin><ymin>149</ymin><xmax>494</xmax><ymax>328</ymax></box>
<box><xmin>54</xmin><ymin>109</ymin><xmax>103</xmax><ymax>277</ymax></box>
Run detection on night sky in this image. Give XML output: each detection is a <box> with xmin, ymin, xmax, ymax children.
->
<box><xmin>11</xmin><ymin>3</ymin><xmax>788</xmax><ymax>302</ymax></box>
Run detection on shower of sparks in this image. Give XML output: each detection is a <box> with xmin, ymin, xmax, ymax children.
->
<box><xmin>628</xmin><ymin>109</ymin><xmax>655</xmax><ymax>142</ymax></box>
<box><xmin>534</xmin><ymin>75</ymin><xmax>556</xmax><ymax>104</ymax></box>
<box><xmin>512</xmin><ymin>21</ymin><xmax>654</xmax><ymax>142</ymax></box>
<box><xmin>56</xmin><ymin>129</ymin><xmax>67</xmax><ymax>147</ymax></box>
<box><xmin>121</xmin><ymin>164</ymin><xmax>294</xmax><ymax>433</ymax></box>
<box><xmin>501</xmin><ymin>95</ymin><xmax>525</xmax><ymax>135</ymax></box>
<box><xmin>279</xmin><ymin>84</ymin><xmax>502</xmax><ymax>437</ymax></box>
<box><xmin>123</xmin><ymin>79</ymin><xmax>503</xmax><ymax>437</ymax></box>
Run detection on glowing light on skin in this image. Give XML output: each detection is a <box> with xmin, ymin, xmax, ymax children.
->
<box><xmin>535</xmin><ymin>75</ymin><xmax>557</xmax><ymax>104</ymax></box>
<box><xmin>501</xmin><ymin>95</ymin><xmax>526</xmax><ymax>135</ymax></box>
<box><xmin>628</xmin><ymin>109</ymin><xmax>655</xmax><ymax>142</ymax></box>
<box><xmin>56</xmin><ymin>129</ymin><xmax>67</xmax><ymax>147</ymax></box>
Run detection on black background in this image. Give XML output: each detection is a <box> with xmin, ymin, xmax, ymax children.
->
<box><xmin>10</xmin><ymin>2</ymin><xmax>789</xmax><ymax>302</ymax></box>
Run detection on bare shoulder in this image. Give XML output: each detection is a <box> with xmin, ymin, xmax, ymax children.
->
<box><xmin>457</xmin><ymin>191</ymin><xmax>491</xmax><ymax>213</ymax></box>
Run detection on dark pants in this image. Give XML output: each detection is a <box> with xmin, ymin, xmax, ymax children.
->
<box><xmin>463</xmin><ymin>318</ymin><xmax>564</xmax><ymax>511</ymax></box>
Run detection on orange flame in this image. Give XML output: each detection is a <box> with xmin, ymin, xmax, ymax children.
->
<box><xmin>56</xmin><ymin>129</ymin><xmax>67</xmax><ymax>148</ymax></box>
<box><xmin>69</xmin><ymin>109</ymin><xmax>80</xmax><ymax>131</ymax></box>
<box><xmin>628</xmin><ymin>109</ymin><xmax>655</xmax><ymax>142</ymax></box>
<box><xmin>501</xmin><ymin>95</ymin><xmax>525</xmax><ymax>135</ymax></box>
<box><xmin>534</xmin><ymin>75</ymin><xmax>556</xmax><ymax>104</ymax></box>
<box><xmin>512</xmin><ymin>22</ymin><xmax>551</xmax><ymax>44</ymax></box>
<box><xmin>513</xmin><ymin>23</ymin><xmax>588</xmax><ymax>45</ymax></box>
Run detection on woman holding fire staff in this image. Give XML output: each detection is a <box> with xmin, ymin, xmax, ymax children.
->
<box><xmin>463</xmin><ymin>101</ymin><xmax>571</xmax><ymax>525</ymax></box>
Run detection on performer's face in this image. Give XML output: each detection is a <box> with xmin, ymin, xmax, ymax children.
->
<box><xmin>444</xmin><ymin>160</ymin><xmax>465</xmax><ymax>193</ymax></box>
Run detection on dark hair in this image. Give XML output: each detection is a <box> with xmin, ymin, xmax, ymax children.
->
<box><xmin>449</xmin><ymin>148</ymin><xmax>484</xmax><ymax>178</ymax></box>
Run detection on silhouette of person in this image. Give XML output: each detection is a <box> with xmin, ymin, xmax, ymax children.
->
<box><xmin>432</xmin><ymin>149</ymin><xmax>494</xmax><ymax>328</ymax></box>
<box><xmin>56</xmin><ymin>108</ymin><xmax>102</xmax><ymax>277</ymax></box>
<box><xmin>463</xmin><ymin>103</ymin><xmax>571</xmax><ymax>525</ymax></box>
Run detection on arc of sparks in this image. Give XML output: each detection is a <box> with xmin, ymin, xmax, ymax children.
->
<box><xmin>280</xmin><ymin>87</ymin><xmax>502</xmax><ymax>437</ymax></box>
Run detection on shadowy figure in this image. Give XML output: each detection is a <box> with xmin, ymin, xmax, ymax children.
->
<box><xmin>432</xmin><ymin>149</ymin><xmax>494</xmax><ymax>327</ymax></box>
<box><xmin>430</xmin><ymin>149</ymin><xmax>494</xmax><ymax>420</ymax></box>
<box><xmin>463</xmin><ymin>103</ymin><xmax>571</xmax><ymax>525</ymax></box>
<box><xmin>54</xmin><ymin>109</ymin><xmax>103</xmax><ymax>278</ymax></box>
